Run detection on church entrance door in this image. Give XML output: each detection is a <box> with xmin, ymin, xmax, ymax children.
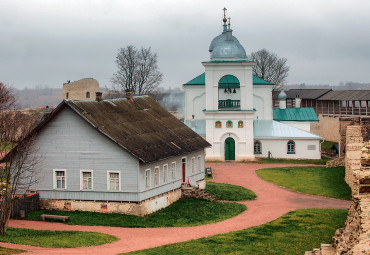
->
<box><xmin>225</xmin><ymin>137</ymin><xmax>235</xmax><ymax>160</ymax></box>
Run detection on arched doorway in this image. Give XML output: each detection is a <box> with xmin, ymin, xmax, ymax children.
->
<box><xmin>225</xmin><ymin>137</ymin><xmax>235</xmax><ymax>160</ymax></box>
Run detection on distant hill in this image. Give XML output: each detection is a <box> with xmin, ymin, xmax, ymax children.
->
<box><xmin>14</xmin><ymin>87</ymin><xmax>62</xmax><ymax>109</ymax></box>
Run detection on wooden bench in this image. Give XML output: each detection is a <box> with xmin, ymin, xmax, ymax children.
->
<box><xmin>40</xmin><ymin>214</ymin><xmax>70</xmax><ymax>222</ymax></box>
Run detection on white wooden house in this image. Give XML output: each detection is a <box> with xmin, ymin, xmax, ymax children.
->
<box><xmin>23</xmin><ymin>94</ymin><xmax>210</xmax><ymax>216</ymax></box>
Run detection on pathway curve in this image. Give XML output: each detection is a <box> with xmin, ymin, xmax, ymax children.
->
<box><xmin>1</xmin><ymin>163</ymin><xmax>351</xmax><ymax>255</ymax></box>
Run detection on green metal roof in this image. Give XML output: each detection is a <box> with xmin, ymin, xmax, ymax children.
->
<box><xmin>219</xmin><ymin>75</ymin><xmax>240</xmax><ymax>88</ymax></box>
<box><xmin>202</xmin><ymin>60</ymin><xmax>254</xmax><ymax>63</ymax></box>
<box><xmin>273</xmin><ymin>108</ymin><xmax>319</xmax><ymax>122</ymax></box>
<box><xmin>183</xmin><ymin>73</ymin><xmax>273</xmax><ymax>86</ymax></box>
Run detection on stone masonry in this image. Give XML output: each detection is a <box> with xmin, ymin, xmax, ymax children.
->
<box><xmin>306</xmin><ymin>126</ymin><xmax>370</xmax><ymax>255</ymax></box>
<box><xmin>62</xmin><ymin>78</ymin><xmax>100</xmax><ymax>100</ymax></box>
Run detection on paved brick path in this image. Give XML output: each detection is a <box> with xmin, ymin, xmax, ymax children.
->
<box><xmin>1</xmin><ymin>163</ymin><xmax>351</xmax><ymax>255</ymax></box>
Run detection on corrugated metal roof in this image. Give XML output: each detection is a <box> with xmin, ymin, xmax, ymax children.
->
<box><xmin>273</xmin><ymin>108</ymin><xmax>319</xmax><ymax>122</ymax></box>
<box><xmin>317</xmin><ymin>90</ymin><xmax>370</xmax><ymax>101</ymax></box>
<box><xmin>183</xmin><ymin>73</ymin><xmax>273</xmax><ymax>86</ymax></box>
<box><xmin>272</xmin><ymin>89</ymin><xmax>332</xmax><ymax>100</ymax></box>
<box><xmin>254</xmin><ymin>120</ymin><xmax>322</xmax><ymax>139</ymax></box>
<box><xmin>26</xmin><ymin>96</ymin><xmax>210</xmax><ymax>164</ymax></box>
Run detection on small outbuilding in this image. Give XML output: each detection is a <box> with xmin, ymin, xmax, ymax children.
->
<box><xmin>22</xmin><ymin>94</ymin><xmax>210</xmax><ymax>216</ymax></box>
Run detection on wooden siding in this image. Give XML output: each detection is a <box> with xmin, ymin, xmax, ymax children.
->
<box><xmin>38</xmin><ymin>190</ymin><xmax>140</xmax><ymax>202</ymax></box>
<box><xmin>31</xmin><ymin>107</ymin><xmax>140</xmax><ymax>199</ymax></box>
<box><xmin>138</xmin><ymin>149</ymin><xmax>205</xmax><ymax>199</ymax></box>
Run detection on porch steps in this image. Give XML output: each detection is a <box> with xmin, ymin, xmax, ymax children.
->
<box><xmin>181</xmin><ymin>184</ymin><xmax>217</xmax><ymax>201</ymax></box>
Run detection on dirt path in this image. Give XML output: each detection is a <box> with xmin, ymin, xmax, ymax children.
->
<box><xmin>1</xmin><ymin>163</ymin><xmax>351</xmax><ymax>255</ymax></box>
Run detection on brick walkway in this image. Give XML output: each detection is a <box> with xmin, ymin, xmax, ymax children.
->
<box><xmin>1</xmin><ymin>163</ymin><xmax>351</xmax><ymax>255</ymax></box>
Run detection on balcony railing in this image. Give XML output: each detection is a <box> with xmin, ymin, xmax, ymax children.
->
<box><xmin>218</xmin><ymin>100</ymin><xmax>240</xmax><ymax>109</ymax></box>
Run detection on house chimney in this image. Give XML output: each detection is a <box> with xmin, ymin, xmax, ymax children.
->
<box><xmin>278</xmin><ymin>90</ymin><xmax>287</xmax><ymax>109</ymax></box>
<box><xmin>125</xmin><ymin>89</ymin><xmax>133</xmax><ymax>100</ymax></box>
<box><xmin>95</xmin><ymin>92</ymin><xmax>103</xmax><ymax>102</ymax></box>
<box><xmin>295</xmin><ymin>94</ymin><xmax>301</xmax><ymax>108</ymax></box>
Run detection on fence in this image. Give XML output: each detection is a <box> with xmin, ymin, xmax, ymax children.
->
<box><xmin>4</xmin><ymin>193</ymin><xmax>40</xmax><ymax>218</ymax></box>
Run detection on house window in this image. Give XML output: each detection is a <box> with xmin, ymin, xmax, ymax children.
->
<box><xmin>54</xmin><ymin>169</ymin><xmax>66</xmax><ymax>189</ymax></box>
<box><xmin>145</xmin><ymin>169</ymin><xmax>150</xmax><ymax>188</ymax></box>
<box><xmin>215</xmin><ymin>121</ymin><xmax>222</xmax><ymax>128</ymax></box>
<box><xmin>191</xmin><ymin>157</ymin><xmax>195</xmax><ymax>174</ymax></box>
<box><xmin>197</xmin><ymin>156</ymin><xmax>201</xmax><ymax>173</ymax></box>
<box><xmin>254</xmin><ymin>140</ymin><xmax>262</xmax><ymax>154</ymax></box>
<box><xmin>287</xmin><ymin>140</ymin><xmax>295</xmax><ymax>154</ymax></box>
<box><xmin>226</xmin><ymin>120</ymin><xmax>232</xmax><ymax>128</ymax></box>
<box><xmin>163</xmin><ymin>164</ymin><xmax>168</xmax><ymax>184</ymax></box>
<box><xmin>154</xmin><ymin>167</ymin><xmax>159</xmax><ymax>186</ymax></box>
<box><xmin>171</xmin><ymin>162</ymin><xmax>176</xmax><ymax>180</ymax></box>
<box><xmin>66</xmin><ymin>93</ymin><xmax>69</xmax><ymax>99</ymax></box>
<box><xmin>107</xmin><ymin>171</ymin><xmax>120</xmax><ymax>191</ymax></box>
<box><xmin>238</xmin><ymin>121</ymin><xmax>243</xmax><ymax>128</ymax></box>
<box><xmin>81</xmin><ymin>170</ymin><xmax>93</xmax><ymax>190</ymax></box>
<box><xmin>86</xmin><ymin>92</ymin><xmax>90</xmax><ymax>98</ymax></box>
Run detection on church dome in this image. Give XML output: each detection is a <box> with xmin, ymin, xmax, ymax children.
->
<box><xmin>278</xmin><ymin>90</ymin><xmax>287</xmax><ymax>100</ymax></box>
<box><xmin>209</xmin><ymin>33</ymin><xmax>240</xmax><ymax>52</ymax></box>
<box><xmin>210</xmin><ymin>30</ymin><xmax>247</xmax><ymax>59</ymax></box>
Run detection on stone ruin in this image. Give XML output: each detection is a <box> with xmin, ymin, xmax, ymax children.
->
<box><xmin>306</xmin><ymin>125</ymin><xmax>370</xmax><ymax>255</ymax></box>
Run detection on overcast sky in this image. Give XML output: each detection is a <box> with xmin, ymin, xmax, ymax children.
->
<box><xmin>1</xmin><ymin>0</ymin><xmax>370</xmax><ymax>90</ymax></box>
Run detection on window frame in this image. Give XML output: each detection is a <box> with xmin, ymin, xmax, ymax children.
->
<box><xmin>107</xmin><ymin>171</ymin><xmax>121</xmax><ymax>191</ymax></box>
<box><xmin>163</xmin><ymin>164</ymin><xmax>168</xmax><ymax>184</ymax></box>
<box><xmin>197</xmin><ymin>155</ymin><xmax>202</xmax><ymax>173</ymax></box>
<box><xmin>191</xmin><ymin>157</ymin><xmax>195</xmax><ymax>174</ymax></box>
<box><xmin>53</xmin><ymin>169</ymin><xmax>66</xmax><ymax>190</ymax></box>
<box><xmin>215</xmin><ymin>121</ymin><xmax>222</xmax><ymax>128</ymax></box>
<box><xmin>80</xmin><ymin>170</ymin><xmax>93</xmax><ymax>190</ymax></box>
<box><xmin>145</xmin><ymin>169</ymin><xmax>151</xmax><ymax>189</ymax></box>
<box><xmin>226</xmin><ymin>120</ymin><xmax>233</xmax><ymax>128</ymax></box>
<box><xmin>154</xmin><ymin>166</ymin><xmax>160</xmax><ymax>186</ymax></box>
<box><xmin>171</xmin><ymin>162</ymin><xmax>176</xmax><ymax>181</ymax></box>
<box><xmin>238</xmin><ymin>121</ymin><xmax>243</xmax><ymax>128</ymax></box>
<box><xmin>287</xmin><ymin>140</ymin><xmax>296</xmax><ymax>154</ymax></box>
<box><xmin>254</xmin><ymin>140</ymin><xmax>262</xmax><ymax>154</ymax></box>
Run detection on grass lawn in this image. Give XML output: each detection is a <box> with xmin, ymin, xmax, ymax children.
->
<box><xmin>127</xmin><ymin>209</ymin><xmax>347</xmax><ymax>255</ymax></box>
<box><xmin>251</xmin><ymin>156</ymin><xmax>331</xmax><ymax>165</ymax></box>
<box><xmin>0</xmin><ymin>247</ymin><xmax>25</xmax><ymax>255</ymax></box>
<box><xmin>0</xmin><ymin>228</ymin><xmax>118</xmax><ymax>248</ymax></box>
<box><xmin>206</xmin><ymin>182</ymin><xmax>256</xmax><ymax>201</ymax></box>
<box><xmin>23</xmin><ymin>199</ymin><xmax>246</xmax><ymax>228</ymax></box>
<box><xmin>257</xmin><ymin>166</ymin><xmax>351</xmax><ymax>200</ymax></box>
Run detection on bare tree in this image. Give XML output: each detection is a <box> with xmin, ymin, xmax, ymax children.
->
<box><xmin>111</xmin><ymin>45</ymin><xmax>163</xmax><ymax>96</ymax></box>
<box><xmin>0</xmin><ymin>82</ymin><xmax>39</xmax><ymax>235</ymax></box>
<box><xmin>248</xmin><ymin>49</ymin><xmax>289</xmax><ymax>86</ymax></box>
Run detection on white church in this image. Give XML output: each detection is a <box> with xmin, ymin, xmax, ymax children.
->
<box><xmin>183</xmin><ymin>11</ymin><xmax>322</xmax><ymax>161</ymax></box>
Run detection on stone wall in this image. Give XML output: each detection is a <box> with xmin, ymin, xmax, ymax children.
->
<box><xmin>310</xmin><ymin>114</ymin><xmax>340</xmax><ymax>142</ymax></box>
<box><xmin>306</xmin><ymin>128</ymin><xmax>370</xmax><ymax>255</ymax></box>
<box><xmin>62</xmin><ymin>78</ymin><xmax>100</xmax><ymax>100</ymax></box>
<box><xmin>344</xmin><ymin>126</ymin><xmax>364</xmax><ymax>189</ymax></box>
<box><xmin>40</xmin><ymin>188</ymin><xmax>181</xmax><ymax>217</ymax></box>
<box><xmin>332</xmin><ymin>141</ymin><xmax>370</xmax><ymax>254</ymax></box>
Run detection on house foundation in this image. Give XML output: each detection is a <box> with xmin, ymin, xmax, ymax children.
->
<box><xmin>40</xmin><ymin>188</ymin><xmax>182</xmax><ymax>217</ymax></box>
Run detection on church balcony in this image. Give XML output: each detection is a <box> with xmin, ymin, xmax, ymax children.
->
<box><xmin>218</xmin><ymin>100</ymin><xmax>240</xmax><ymax>110</ymax></box>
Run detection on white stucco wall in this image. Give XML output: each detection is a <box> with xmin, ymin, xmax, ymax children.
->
<box><xmin>253</xmin><ymin>86</ymin><xmax>274</xmax><ymax>120</ymax></box>
<box><xmin>203</xmin><ymin>62</ymin><xmax>254</xmax><ymax>111</ymax></box>
<box><xmin>254</xmin><ymin>139</ymin><xmax>321</xmax><ymax>159</ymax></box>
<box><xmin>183</xmin><ymin>86</ymin><xmax>206</xmax><ymax>121</ymax></box>
<box><xmin>205</xmin><ymin>111</ymin><xmax>255</xmax><ymax>161</ymax></box>
<box><xmin>280</xmin><ymin>121</ymin><xmax>312</xmax><ymax>132</ymax></box>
